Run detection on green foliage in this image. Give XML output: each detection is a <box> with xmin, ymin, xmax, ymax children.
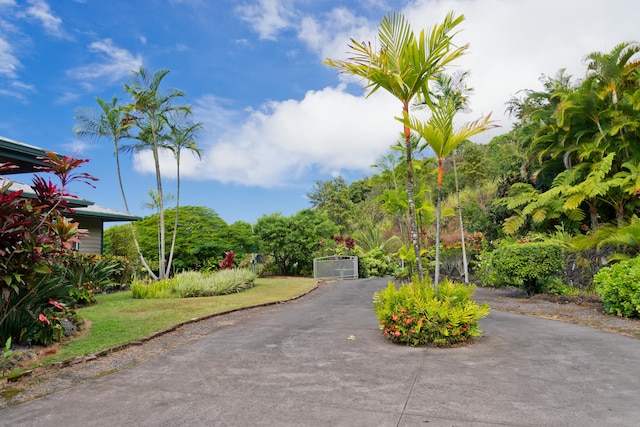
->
<box><xmin>537</xmin><ymin>277</ymin><xmax>581</xmax><ymax>296</ymax></box>
<box><xmin>594</xmin><ymin>257</ymin><xmax>640</xmax><ymax>317</ymax></box>
<box><xmin>130</xmin><ymin>279</ymin><xmax>173</xmax><ymax>299</ymax></box>
<box><xmin>255</xmin><ymin>209</ymin><xmax>338</xmax><ymax>276</ymax></box>
<box><xmin>56</xmin><ymin>252</ymin><xmax>123</xmax><ymax>305</ymax></box>
<box><xmin>0</xmin><ymin>273</ymin><xmax>78</xmax><ymax>345</ymax></box>
<box><xmin>373</xmin><ymin>278</ymin><xmax>489</xmax><ymax>346</ymax></box>
<box><xmin>2</xmin><ymin>337</ymin><xmax>11</xmax><ymax>377</ymax></box>
<box><xmin>359</xmin><ymin>247</ymin><xmax>398</xmax><ymax>278</ymax></box>
<box><xmin>307</xmin><ymin>177</ymin><xmax>355</xmax><ymax>234</ymax></box>
<box><xmin>491</xmin><ymin>242</ymin><xmax>564</xmax><ymax>294</ymax></box>
<box><xmin>132</xmin><ymin>269</ymin><xmax>257</xmax><ymax>299</ymax></box>
<box><xmin>106</xmin><ymin>206</ymin><xmax>258</xmax><ymax>274</ymax></box>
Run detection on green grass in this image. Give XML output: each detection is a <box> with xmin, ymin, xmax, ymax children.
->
<box><xmin>34</xmin><ymin>277</ymin><xmax>316</xmax><ymax>367</ymax></box>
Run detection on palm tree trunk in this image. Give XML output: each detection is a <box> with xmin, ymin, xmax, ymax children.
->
<box><xmin>404</xmin><ymin>120</ymin><xmax>424</xmax><ymax>281</ymax></box>
<box><xmin>435</xmin><ymin>159</ymin><xmax>443</xmax><ymax>292</ymax></box>
<box><xmin>453</xmin><ymin>157</ymin><xmax>469</xmax><ymax>283</ymax></box>
<box><xmin>166</xmin><ymin>153</ymin><xmax>181</xmax><ymax>275</ymax></box>
<box><xmin>152</xmin><ymin>142</ymin><xmax>166</xmax><ymax>279</ymax></box>
<box><xmin>114</xmin><ymin>142</ymin><xmax>157</xmax><ymax>280</ymax></box>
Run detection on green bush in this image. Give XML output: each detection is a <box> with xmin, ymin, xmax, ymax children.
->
<box><xmin>491</xmin><ymin>242</ymin><xmax>564</xmax><ymax>294</ymax></box>
<box><xmin>358</xmin><ymin>247</ymin><xmax>397</xmax><ymax>278</ymax></box>
<box><xmin>594</xmin><ymin>257</ymin><xmax>640</xmax><ymax>317</ymax></box>
<box><xmin>373</xmin><ymin>278</ymin><xmax>489</xmax><ymax>346</ymax></box>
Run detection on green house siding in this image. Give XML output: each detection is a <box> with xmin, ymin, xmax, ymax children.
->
<box><xmin>75</xmin><ymin>216</ymin><xmax>103</xmax><ymax>255</ymax></box>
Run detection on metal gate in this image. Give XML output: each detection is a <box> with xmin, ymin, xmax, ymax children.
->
<box><xmin>313</xmin><ymin>256</ymin><xmax>358</xmax><ymax>280</ymax></box>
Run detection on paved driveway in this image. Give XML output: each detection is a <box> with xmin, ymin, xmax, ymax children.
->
<box><xmin>2</xmin><ymin>278</ymin><xmax>640</xmax><ymax>426</ymax></box>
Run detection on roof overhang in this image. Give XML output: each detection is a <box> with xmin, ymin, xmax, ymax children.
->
<box><xmin>0</xmin><ymin>179</ymin><xmax>94</xmax><ymax>208</ymax></box>
<box><xmin>0</xmin><ymin>136</ymin><xmax>55</xmax><ymax>174</ymax></box>
<box><xmin>72</xmin><ymin>205</ymin><xmax>140</xmax><ymax>222</ymax></box>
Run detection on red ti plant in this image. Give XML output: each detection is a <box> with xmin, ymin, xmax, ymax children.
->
<box><xmin>0</xmin><ymin>152</ymin><xmax>97</xmax><ymax>344</ymax></box>
<box><xmin>219</xmin><ymin>250</ymin><xmax>235</xmax><ymax>270</ymax></box>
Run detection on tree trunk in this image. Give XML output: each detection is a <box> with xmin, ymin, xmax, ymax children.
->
<box><xmin>404</xmin><ymin>119</ymin><xmax>424</xmax><ymax>281</ymax></box>
<box><xmin>113</xmin><ymin>141</ymin><xmax>157</xmax><ymax>280</ymax></box>
<box><xmin>166</xmin><ymin>153</ymin><xmax>181</xmax><ymax>276</ymax></box>
<box><xmin>435</xmin><ymin>159</ymin><xmax>443</xmax><ymax>292</ymax></box>
<box><xmin>453</xmin><ymin>157</ymin><xmax>469</xmax><ymax>283</ymax></box>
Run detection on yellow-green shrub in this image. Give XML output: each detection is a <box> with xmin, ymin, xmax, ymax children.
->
<box><xmin>373</xmin><ymin>278</ymin><xmax>489</xmax><ymax>346</ymax></box>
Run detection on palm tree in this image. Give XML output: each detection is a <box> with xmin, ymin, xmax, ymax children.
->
<box><xmin>165</xmin><ymin>114</ymin><xmax>202</xmax><ymax>275</ymax></box>
<box><xmin>73</xmin><ymin>97</ymin><xmax>157</xmax><ymax>278</ymax></box>
<box><xmin>403</xmin><ymin>98</ymin><xmax>495</xmax><ymax>289</ymax></box>
<box><xmin>324</xmin><ymin>11</ymin><xmax>467</xmax><ymax>280</ymax></box>
<box><xmin>124</xmin><ymin>67</ymin><xmax>191</xmax><ymax>279</ymax></box>
<box><xmin>585</xmin><ymin>41</ymin><xmax>640</xmax><ymax>106</ymax></box>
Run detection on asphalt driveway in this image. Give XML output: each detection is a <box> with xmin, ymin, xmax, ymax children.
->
<box><xmin>1</xmin><ymin>278</ymin><xmax>639</xmax><ymax>426</ymax></box>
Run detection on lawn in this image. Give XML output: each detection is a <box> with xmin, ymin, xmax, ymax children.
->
<box><xmin>36</xmin><ymin>277</ymin><xmax>317</xmax><ymax>366</ymax></box>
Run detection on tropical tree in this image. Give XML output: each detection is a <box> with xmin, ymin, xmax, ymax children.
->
<box><xmin>123</xmin><ymin>67</ymin><xmax>193</xmax><ymax>279</ymax></box>
<box><xmin>254</xmin><ymin>210</ymin><xmax>338</xmax><ymax>276</ymax></box>
<box><xmin>499</xmin><ymin>42</ymin><xmax>640</xmax><ymax>236</ymax></box>
<box><xmin>324</xmin><ymin>11</ymin><xmax>468</xmax><ymax>281</ymax></box>
<box><xmin>403</xmin><ymin>96</ymin><xmax>495</xmax><ymax>289</ymax></box>
<box><xmin>307</xmin><ymin>177</ymin><xmax>354</xmax><ymax>234</ymax></box>
<box><xmin>73</xmin><ymin>97</ymin><xmax>156</xmax><ymax>277</ymax></box>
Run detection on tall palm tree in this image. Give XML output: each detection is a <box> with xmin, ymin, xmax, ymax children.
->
<box><xmin>124</xmin><ymin>67</ymin><xmax>191</xmax><ymax>279</ymax></box>
<box><xmin>404</xmin><ymin>98</ymin><xmax>495</xmax><ymax>289</ymax></box>
<box><xmin>73</xmin><ymin>97</ymin><xmax>157</xmax><ymax>278</ymax></box>
<box><xmin>324</xmin><ymin>11</ymin><xmax>467</xmax><ymax>280</ymax></box>
<box><xmin>165</xmin><ymin>114</ymin><xmax>202</xmax><ymax>275</ymax></box>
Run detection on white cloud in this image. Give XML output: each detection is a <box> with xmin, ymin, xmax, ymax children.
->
<box><xmin>235</xmin><ymin>0</ymin><xmax>296</xmax><ymax>40</ymax></box>
<box><xmin>67</xmin><ymin>39</ymin><xmax>143</xmax><ymax>84</ymax></box>
<box><xmin>133</xmin><ymin>0</ymin><xmax>640</xmax><ymax>187</ymax></box>
<box><xmin>0</xmin><ymin>37</ymin><xmax>19</xmax><ymax>78</ymax></box>
<box><xmin>133</xmin><ymin>86</ymin><xmax>402</xmax><ymax>187</ymax></box>
<box><xmin>24</xmin><ymin>0</ymin><xmax>67</xmax><ymax>38</ymax></box>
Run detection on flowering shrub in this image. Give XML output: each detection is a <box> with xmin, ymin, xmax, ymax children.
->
<box><xmin>373</xmin><ymin>278</ymin><xmax>489</xmax><ymax>346</ymax></box>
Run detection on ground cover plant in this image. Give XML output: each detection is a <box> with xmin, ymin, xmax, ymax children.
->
<box><xmin>130</xmin><ymin>269</ymin><xmax>257</xmax><ymax>299</ymax></box>
<box><xmin>373</xmin><ymin>278</ymin><xmax>489</xmax><ymax>346</ymax></box>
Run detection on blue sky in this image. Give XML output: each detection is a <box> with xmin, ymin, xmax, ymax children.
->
<box><xmin>1</xmin><ymin>0</ymin><xmax>639</xmax><ymax>225</ymax></box>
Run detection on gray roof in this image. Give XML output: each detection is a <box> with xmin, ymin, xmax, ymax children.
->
<box><xmin>73</xmin><ymin>204</ymin><xmax>140</xmax><ymax>222</ymax></box>
<box><xmin>1</xmin><ymin>178</ymin><xmax>93</xmax><ymax>208</ymax></box>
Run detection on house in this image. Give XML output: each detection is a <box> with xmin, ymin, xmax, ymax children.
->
<box><xmin>0</xmin><ymin>135</ymin><xmax>139</xmax><ymax>255</ymax></box>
